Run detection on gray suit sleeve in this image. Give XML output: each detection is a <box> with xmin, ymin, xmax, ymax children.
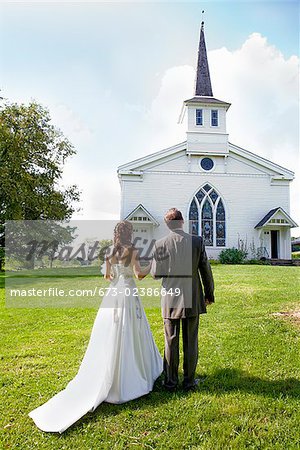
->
<box><xmin>198</xmin><ymin>239</ymin><xmax>215</xmax><ymax>302</ymax></box>
<box><xmin>150</xmin><ymin>242</ymin><xmax>168</xmax><ymax>279</ymax></box>
<box><xmin>150</xmin><ymin>243</ymin><xmax>160</xmax><ymax>279</ymax></box>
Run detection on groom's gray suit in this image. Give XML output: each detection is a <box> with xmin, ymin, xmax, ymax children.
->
<box><xmin>151</xmin><ymin>228</ymin><xmax>214</xmax><ymax>389</ymax></box>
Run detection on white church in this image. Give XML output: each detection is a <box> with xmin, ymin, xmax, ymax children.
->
<box><xmin>118</xmin><ymin>22</ymin><xmax>297</xmax><ymax>260</ymax></box>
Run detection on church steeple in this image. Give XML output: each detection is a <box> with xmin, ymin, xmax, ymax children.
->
<box><xmin>182</xmin><ymin>20</ymin><xmax>231</xmax><ymax>155</ymax></box>
<box><xmin>195</xmin><ymin>21</ymin><xmax>213</xmax><ymax>97</ymax></box>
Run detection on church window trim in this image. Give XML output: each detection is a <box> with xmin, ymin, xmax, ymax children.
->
<box><xmin>188</xmin><ymin>184</ymin><xmax>226</xmax><ymax>247</ymax></box>
<box><xmin>211</xmin><ymin>109</ymin><xmax>219</xmax><ymax>127</ymax></box>
<box><xmin>195</xmin><ymin>109</ymin><xmax>203</xmax><ymax>126</ymax></box>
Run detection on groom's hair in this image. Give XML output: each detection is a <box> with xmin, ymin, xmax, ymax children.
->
<box><xmin>164</xmin><ymin>208</ymin><xmax>184</xmax><ymax>230</ymax></box>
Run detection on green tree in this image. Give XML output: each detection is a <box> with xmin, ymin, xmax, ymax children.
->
<box><xmin>0</xmin><ymin>101</ymin><xmax>80</xmax><ymax>270</ymax></box>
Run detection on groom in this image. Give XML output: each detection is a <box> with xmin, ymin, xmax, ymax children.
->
<box><xmin>151</xmin><ymin>208</ymin><xmax>214</xmax><ymax>391</ymax></box>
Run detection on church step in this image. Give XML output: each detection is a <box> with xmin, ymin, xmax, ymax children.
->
<box><xmin>269</xmin><ymin>259</ymin><xmax>300</xmax><ymax>267</ymax></box>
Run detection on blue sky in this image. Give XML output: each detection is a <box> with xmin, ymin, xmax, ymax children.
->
<box><xmin>1</xmin><ymin>2</ymin><xmax>298</xmax><ymax>108</ymax></box>
<box><xmin>0</xmin><ymin>1</ymin><xmax>299</xmax><ymax>232</ymax></box>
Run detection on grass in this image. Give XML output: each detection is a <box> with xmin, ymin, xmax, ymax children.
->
<box><xmin>0</xmin><ymin>265</ymin><xmax>300</xmax><ymax>449</ymax></box>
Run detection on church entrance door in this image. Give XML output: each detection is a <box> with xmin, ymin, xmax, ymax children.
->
<box><xmin>271</xmin><ymin>230</ymin><xmax>279</xmax><ymax>259</ymax></box>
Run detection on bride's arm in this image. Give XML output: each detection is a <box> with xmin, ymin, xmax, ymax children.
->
<box><xmin>104</xmin><ymin>255</ymin><xmax>113</xmax><ymax>281</ymax></box>
<box><xmin>132</xmin><ymin>249</ymin><xmax>151</xmax><ymax>280</ymax></box>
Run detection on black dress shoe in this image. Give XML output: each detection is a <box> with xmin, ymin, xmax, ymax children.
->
<box><xmin>162</xmin><ymin>381</ymin><xmax>177</xmax><ymax>392</ymax></box>
<box><xmin>182</xmin><ymin>378</ymin><xmax>200</xmax><ymax>391</ymax></box>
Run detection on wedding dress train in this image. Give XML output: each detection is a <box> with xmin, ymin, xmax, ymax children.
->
<box><xmin>29</xmin><ymin>264</ymin><xmax>163</xmax><ymax>433</ymax></box>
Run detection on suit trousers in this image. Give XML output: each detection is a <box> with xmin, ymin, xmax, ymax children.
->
<box><xmin>163</xmin><ymin>315</ymin><xmax>199</xmax><ymax>389</ymax></box>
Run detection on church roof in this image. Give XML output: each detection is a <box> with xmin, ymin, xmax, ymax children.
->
<box><xmin>124</xmin><ymin>204</ymin><xmax>159</xmax><ymax>226</ymax></box>
<box><xmin>118</xmin><ymin>140</ymin><xmax>295</xmax><ymax>180</ymax></box>
<box><xmin>255</xmin><ymin>208</ymin><xmax>281</xmax><ymax>228</ymax></box>
<box><xmin>195</xmin><ymin>22</ymin><xmax>213</xmax><ymax>97</ymax></box>
<box><xmin>184</xmin><ymin>96</ymin><xmax>231</xmax><ymax>108</ymax></box>
<box><xmin>118</xmin><ymin>141</ymin><xmax>186</xmax><ymax>173</ymax></box>
<box><xmin>229</xmin><ymin>143</ymin><xmax>294</xmax><ymax>179</ymax></box>
<box><xmin>255</xmin><ymin>207</ymin><xmax>298</xmax><ymax>228</ymax></box>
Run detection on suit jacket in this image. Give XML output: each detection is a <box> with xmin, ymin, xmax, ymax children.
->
<box><xmin>151</xmin><ymin>229</ymin><xmax>214</xmax><ymax>319</ymax></box>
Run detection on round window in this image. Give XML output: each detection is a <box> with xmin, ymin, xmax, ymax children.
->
<box><xmin>200</xmin><ymin>157</ymin><xmax>214</xmax><ymax>171</ymax></box>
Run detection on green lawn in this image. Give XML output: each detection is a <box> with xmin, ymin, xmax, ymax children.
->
<box><xmin>1</xmin><ymin>266</ymin><xmax>300</xmax><ymax>450</ymax></box>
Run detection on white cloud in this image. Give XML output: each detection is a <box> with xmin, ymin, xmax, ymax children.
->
<box><xmin>143</xmin><ymin>65</ymin><xmax>194</xmax><ymax>151</ymax></box>
<box><xmin>210</xmin><ymin>32</ymin><xmax>299</xmax><ymax>165</ymax></box>
<box><xmin>49</xmin><ymin>103</ymin><xmax>94</xmax><ymax>149</ymax></box>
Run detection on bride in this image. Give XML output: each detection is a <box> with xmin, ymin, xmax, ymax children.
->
<box><xmin>29</xmin><ymin>221</ymin><xmax>163</xmax><ymax>433</ymax></box>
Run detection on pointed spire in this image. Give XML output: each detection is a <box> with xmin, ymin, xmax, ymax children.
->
<box><xmin>195</xmin><ymin>21</ymin><xmax>213</xmax><ymax>97</ymax></box>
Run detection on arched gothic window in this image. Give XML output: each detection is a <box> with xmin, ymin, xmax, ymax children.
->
<box><xmin>188</xmin><ymin>184</ymin><xmax>226</xmax><ymax>247</ymax></box>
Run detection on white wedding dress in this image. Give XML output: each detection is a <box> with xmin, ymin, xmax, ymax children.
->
<box><xmin>29</xmin><ymin>263</ymin><xmax>163</xmax><ymax>433</ymax></box>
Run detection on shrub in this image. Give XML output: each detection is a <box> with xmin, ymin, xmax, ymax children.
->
<box><xmin>219</xmin><ymin>247</ymin><xmax>247</xmax><ymax>264</ymax></box>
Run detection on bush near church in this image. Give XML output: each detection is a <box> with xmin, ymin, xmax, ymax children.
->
<box><xmin>219</xmin><ymin>248</ymin><xmax>247</xmax><ymax>264</ymax></box>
